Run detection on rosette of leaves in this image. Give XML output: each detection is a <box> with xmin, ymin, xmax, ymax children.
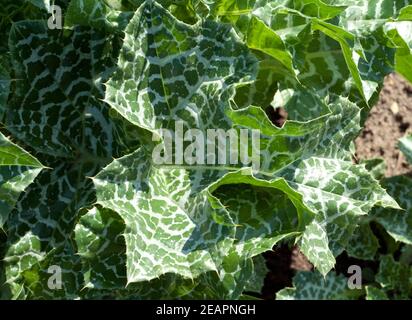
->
<box><xmin>0</xmin><ymin>0</ymin><xmax>411</xmax><ymax>300</ymax></box>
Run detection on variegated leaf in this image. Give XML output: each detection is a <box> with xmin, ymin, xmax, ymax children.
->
<box><xmin>99</xmin><ymin>0</ymin><xmax>398</xmax><ymax>283</ymax></box>
<box><xmin>365</xmin><ymin>286</ymin><xmax>389</xmax><ymax>300</ymax></box>
<box><xmin>347</xmin><ymin>223</ymin><xmax>379</xmax><ymax>260</ymax></box>
<box><xmin>2</xmin><ymin>13</ymin><xmax>134</xmax><ymax>297</ymax></box>
<box><xmin>7</xmin><ymin>20</ymin><xmax>129</xmax><ymax>159</ymax></box>
<box><xmin>0</xmin><ymin>133</ymin><xmax>44</xmax><ymax>227</ymax></box>
<box><xmin>1</xmin><ymin>0</ymin><xmax>408</xmax><ymax>300</ymax></box>
<box><xmin>244</xmin><ymin>254</ymin><xmax>267</xmax><ymax>293</ymax></box>
<box><xmin>0</xmin><ymin>62</ymin><xmax>10</xmax><ymax>120</ymax></box>
<box><xmin>299</xmin><ymin>220</ymin><xmax>335</xmax><ymax>276</ymax></box>
<box><xmin>376</xmin><ymin>255</ymin><xmax>412</xmax><ymax>298</ymax></box>
<box><xmin>276</xmin><ymin>271</ymin><xmax>358</xmax><ymax>300</ymax></box>
<box><xmin>65</xmin><ymin>0</ymin><xmax>133</xmax><ymax>32</ymax></box>
<box><xmin>373</xmin><ymin>175</ymin><xmax>412</xmax><ymax>245</ymax></box>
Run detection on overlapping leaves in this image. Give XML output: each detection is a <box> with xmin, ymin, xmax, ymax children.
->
<box><xmin>281</xmin><ymin>132</ymin><xmax>412</xmax><ymax>300</ymax></box>
<box><xmin>93</xmin><ymin>0</ymin><xmax>397</xmax><ymax>291</ymax></box>
<box><xmin>0</xmin><ymin>0</ymin><xmax>411</xmax><ymax>300</ymax></box>
<box><xmin>0</xmin><ymin>3</ymin><xmax>134</xmax><ymax>299</ymax></box>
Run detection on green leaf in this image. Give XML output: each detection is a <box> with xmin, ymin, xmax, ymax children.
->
<box><xmin>93</xmin><ymin>148</ymin><xmax>233</xmax><ymax>283</ymax></box>
<box><xmin>271</xmin><ymin>84</ymin><xmax>330</xmax><ymax>121</ymax></box>
<box><xmin>1</xmin><ymin>7</ymin><xmax>139</xmax><ymax>298</ymax></box>
<box><xmin>212</xmin><ymin>0</ymin><xmax>346</xmax><ymax>21</ymax></box>
<box><xmin>2</xmin><ymin>232</ymin><xmax>45</xmax><ymax>296</ymax></box>
<box><xmin>2</xmin><ymin>0</ymin><xmax>409</xmax><ymax>300</ymax></box>
<box><xmin>18</xmin><ymin>245</ymin><xmax>83</xmax><ymax>299</ymax></box>
<box><xmin>104</xmin><ymin>0</ymin><xmax>258</xmax><ymax>137</ymax></box>
<box><xmin>7</xmin><ymin>20</ymin><xmax>128</xmax><ymax>159</ymax></box>
<box><xmin>373</xmin><ymin>175</ymin><xmax>412</xmax><ymax>245</ymax></box>
<box><xmin>65</xmin><ymin>0</ymin><xmax>133</xmax><ymax>32</ymax></box>
<box><xmin>74</xmin><ymin>206</ymin><xmax>200</xmax><ymax>299</ymax></box>
<box><xmin>365</xmin><ymin>286</ymin><xmax>389</xmax><ymax>300</ymax></box>
<box><xmin>213</xmin><ymin>181</ymin><xmax>301</xmax><ymax>258</ymax></box>
<box><xmin>277</xmin><ymin>143</ymin><xmax>399</xmax><ymax>258</ymax></box>
<box><xmin>130</xmin><ymin>0</ymin><xmax>199</xmax><ymax>23</ymax></box>
<box><xmin>0</xmin><ymin>0</ymin><xmax>49</xmax><ymax>53</ymax></box>
<box><xmin>0</xmin><ymin>133</ymin><xmax>43</xmax><ymax>168</ymax></box>
<box><xmin>0</xmin><ymin>63</ymin><xmax>10</xmax><ymax>120</ymax></box>
<box><xmin>399</xmin><ymin>134</ymin><xmax>412</xmax><ymax>164</ymax></box>
<box><xmin>276</xmin><ymin>271</ymin><xmax>357</xmax><ymax>300</ymax></box>
<box><xmin>299</xmin><ymin>220</ymin><xmax>335</xmax><ymax>276</ymax></box>
<box><xmin>0</xmin><ymin>133</ymin><xmax>44</xmax><ymax>227</ymax></box>
<box><xmin>75</xmin><ymin>206</ymin><xmax>127</xmax><ymax>290</ymax></box>
<box><xmin>213</xmin><ymin>0</ymin><xmax>390</xmax><ymax>108</ymax></box>
<box><xmin>383</xmin><ymin>13</ymin><xmax>412</xmax><ymax>83</ymax></box>
<box><xmin>102</xmin><ymin>1</ymin><xmax>398</xmax><ymax>281</ymax></box>
<box><xmin>2</xmin><ymin>162</ymin><xmax>96</xmax><ymax>295</ymax></box>
<box><xmin>400</xmin><ymin>245</ymin><xmax>412</xmax><ymax>265</ymax></box>
<box><xmin>360</xmin><ymin>158</ymin><xmax>386</xmax><ymax>181</ymax></box>
<box><xmin>244</xmin><ymin>254</ymin><xmax>267</xmax><ymax>293</ymax></box>
<box><xmin>347</xmin><ymin>223</ymin><xmax>379</xmax><ymax>260</ymax></box>
<box><xmin>235</xmin><ymin>55</ymin><xmax>289</xmax><ymax>109</ymax></box>
<box><xmin>333</xmin><ymin>0</ymin><xmax>410</xmax><ymax>34</ymax></box>
<box><xmin>312</xmin><ymin>19</ymin><xmax>375</xmax><ymax>102</ymax></box>
<box><xmin>376</xmin><ymin>255</ymin><xmax>412</xmax><ymax>298</ymax></box>
<box><xmin>369</xmin><ymin>134</ymin><xmax>412</xmax><ymax>246</ymax></box>
<box><xmin>245</xmin><ymin>16</ymin><xmax>295</xmax><ymax>74</ymax></box>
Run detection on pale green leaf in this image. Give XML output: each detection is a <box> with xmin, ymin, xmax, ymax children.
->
<box><xmin>299</xmin><ymin>220</ymin><xmax>335</xmax><ymax>276</ymax></box>
<box><xmin>65</xmin><ymin>0</ymin><xmax>133</xmax><ymax>32</ymax></box>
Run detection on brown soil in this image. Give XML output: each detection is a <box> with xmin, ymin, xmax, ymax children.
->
<box><xmin>266</xmin><ymin>106</ymin><xmax>288</xmax><ymax>127</ymax></box>
<box><xmin>290</xmin><ymin>246</ymin><xmax>313</xmax><ymax>271</ymax></box>
<box><xmin>355</xmin><ymin>73</ymin><xmax>412</xmax><ymax>177</ymax></box>
<box><xmin>261</xmin><ymin>245</ymin><xmax>312</xmax><ymax>300</ymax></box>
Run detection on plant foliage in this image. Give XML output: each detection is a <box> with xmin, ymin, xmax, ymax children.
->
<box><xmin>0</xmin><ymin>0</ymin><xmax>411</xmax><ymax>300</ymax></box>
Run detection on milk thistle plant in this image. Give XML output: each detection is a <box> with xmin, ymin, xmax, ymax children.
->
<box><xmin>0</xmin><ymin>0</ymin><xmax>411</xmax><ymax>300</ymax></box>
